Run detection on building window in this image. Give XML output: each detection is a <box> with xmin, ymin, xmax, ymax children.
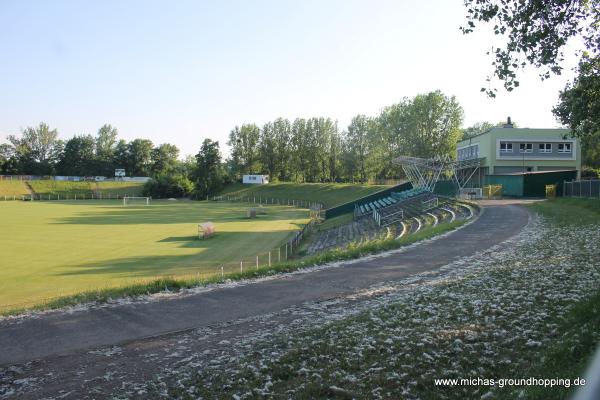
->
<box><xmin>500</xmin><ymin>142</ymin><xmax>513</xmax><ymax>153</ymax></box>
<box><xmin>558</xmin><ymin>143</ymin><xmax>572</xmax><ymax>153</ymax></box>
<box><xmin>538</xmin><ymin>143</ymin><xmax>552</xmax><ymax>153</ymax></box>
<box><xmin>519</xmin><ymin>143</ymin><xmax>533</xmax><ymax>153</ymax></box>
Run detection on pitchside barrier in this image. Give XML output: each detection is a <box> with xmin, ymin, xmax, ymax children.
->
<box><xmin>563</xmin><ymin>179</ymin><xmax>600</xmax><ymax>198</ymax></box>
<box><xmin>1</xmin><ymin>193</ymin><xmax>141</xmax><ymax>201</ymax></box>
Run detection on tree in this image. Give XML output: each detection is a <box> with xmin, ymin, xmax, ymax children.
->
<box><xmin>403</xmin><ymin>91</ymin><xmax>464</xmax><ymax>158</ymax></box>
<box><xmin>272</xmin><ymin>118</ymin><xmax>292</xmax><ymax>181</ymax></box>
<box><xmin>258</xmin><ymin>122</ymin><xmax>277</xmax><ymax>180</ymax></box>
<box><xmin>344</xmin><ymin>115</ymin><xmax>373</xmax><ymax>182</ymax></box>
<box><xmin>462</xmin><ymin>122</ymin><xmax>495</xmax><ymax>140</ymax></box>
<box><xmin>290</xmin><ymin>118</ymin><xmax>310</xmax><ymax>182</ymax></box>
<box><xmin>195</xmin><ymin>139</ymin><xmax>224</xmax><ymax>198</ymax></box>
<box><xmin>57</xmin><ymin>135</ymin><xmax>96</xmax><ymax>176</ymax></box>
<box><xmin>114</xmin><ymin>139</ymin><xmax>130</xmax><ymax>174</ymax></box>
<box><xmin>151</xmin><ymin>143</ymin><xmax>180</xmax><ymax>176</ymax></box>
<box><xmin>95</xmin><ymin>124</ymin><xmax>118</xmax><ymax>176</ymax></box>
<box><xmin>7</xmin><ymin>122</ymin><xmax>63</xmax><ymax>174</ymax></box>
<box><xmin>553</xmin><ymin>54</ymin><xmax>600</xmax><ymax>140</ymax></box>
<box><xmin>462</xmin><ymin>0</ymin><xmax>600</xmax><ymax>96</ymax></box>
<box><xmin>227</xmin><ymin>124</ymin><xmax>260</xmax><ymax>178</ymax></box>
<box><xmin>127</xmin><ymin>139</ymin><xmax>154</xmax><ymax>176</ymax></box>
<box><xmin>0</xmin><ymin>144</ymin><xmax>16</xmax><ymax>174</ymax></box>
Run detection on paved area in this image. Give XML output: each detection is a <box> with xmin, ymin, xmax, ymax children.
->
<box><xmin>0</xmin><ymin>203</ymin><xmax>529</xmax><ymax>368</ymax></box>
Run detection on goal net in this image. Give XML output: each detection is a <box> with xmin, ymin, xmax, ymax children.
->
<box><xmin>123</xmin><ymin>196</ymin><xmax>151</xmax><ymax>206</ymax></box>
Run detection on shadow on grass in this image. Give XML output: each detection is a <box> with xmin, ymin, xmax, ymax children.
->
<box><xmin>50</xmin><ymin>202</ymin><xmax>308</xmax><ymax>225</ymax></box>
<box><xmin>53</xmin><ymin>230</ymin><xmax>301</xmax><ymax>277</ymax></box>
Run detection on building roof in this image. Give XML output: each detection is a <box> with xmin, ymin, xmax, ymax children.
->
<box><xmin>458</xmin><ymin>127</ymin><xmax>570</xmax><ymax>145</ymax></box>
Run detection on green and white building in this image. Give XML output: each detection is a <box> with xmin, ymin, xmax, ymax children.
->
<box><xmin>457</xmin><ymin>121</ymin><xmax>581</xmax><ymax>180</ymax></box>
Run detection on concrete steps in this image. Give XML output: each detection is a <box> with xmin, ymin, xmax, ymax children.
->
<box><xmin>307</xmin><ymin>200</ymin><xmax>477</xmax><ymax>256</ymax></box>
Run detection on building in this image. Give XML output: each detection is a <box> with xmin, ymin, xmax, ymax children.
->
<box><xmin>242</xmin><ymin>174</ymin><xmax>269</xmax><ymax>184</ymax></box>
<box><xmin>457</xmin><ymin>120</ymin><xmax>581</xmax><ymax>177</ymax></box>
<box><xmin>455</xmin><ymin>119</ymin><xmax>581</xmax><ymax>196</ymax></box>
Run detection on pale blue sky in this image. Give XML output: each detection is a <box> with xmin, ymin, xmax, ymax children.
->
<box><xmin>0</xmin><ymin>0</ymin><xmax>580</xmax><ymax>157</ymax></box>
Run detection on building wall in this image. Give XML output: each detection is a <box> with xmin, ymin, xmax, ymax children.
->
<box><xmin>457</xmin><ymin>127</ymin><xmax>581</xmax><ymax>178</ymax></box>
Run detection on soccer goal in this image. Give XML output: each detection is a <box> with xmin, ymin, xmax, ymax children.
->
<box><xmin>123</xmin><ymin>196</ymin><xmax>151</xmax><ymax>206</ymax></box>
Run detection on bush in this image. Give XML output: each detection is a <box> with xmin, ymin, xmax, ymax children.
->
<box><xmin>143</xmin><ymin>174</ymin><xmax>194</xmax><ymax>198</ymax></box>
<box><xmin>581</xmin><ymin>167</ymin><xmax>600</xmax><ymax>179</ymax></box>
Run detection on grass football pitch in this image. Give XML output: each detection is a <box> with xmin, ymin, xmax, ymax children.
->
<box><xmin>0</xmin><ymin>200</ymin><xmax>308</xmax><ymax>309</ymax></box>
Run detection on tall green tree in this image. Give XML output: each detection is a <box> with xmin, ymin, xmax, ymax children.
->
<box><xmin>461</xmin><ymin>0</ymin><xmax>600</xmax><ymax>96</ymax></box>
<box><xmin>113</xmin><ymin>139</ymin><xmax>130</xmax><ymax>175</ymax></box>
<box><xmin>258</xmin><ymin>122</ymin><xmax>277</xmax><ymax>179</ymax></box>
<box><xmin>7</xmin><ymin>122</ymin><xmax>63</xmax><ymax>174</ymax></box>
<box><xmin>95</xmin><ymin>124</ymin><xmax>118</xmax><ymax>175</ymax></box>
<box><xmin>290</xmin><ymin>118</ymin><xmax>310</xmax><ymax>182</ymax></box>
<box><xmin>273</xmin><ymin>117</ymin><xmax>292</xmax><ymax>181</ymax></box>
<box><xmin>344</xmin><ymin>115</ymin><xmax>373</xmax><ymax>182</ymax></box>
<box><xmin>553</xmin><ymin>54</ymin><xmax>600</xmax><ymax>141</ymax></box>
<box><xmin>227</xmin><ymin>124</ymin><xmax>260</xmax><ymax>178</ymax></box>
<box><xmin>151</xmin><ymin>143</ymin><xmax>180</xmax><ymax>176</ymax></box>
<box><xmin>195</xmin><ymin>139</ymin><xmax>224</xmax><ymax>198</ymax></box>
<box><xmin>127</xmin><ymin>139</ymin><xmax>154</xmax><ymax>176</ymax></box>
<box><xmin>402</xmin><ymin>91</ymin><xmax>464</xmax><ymax>159</ymax></box>
<box><xmin>57</xmin><ymin>135</ymin><xmax>96</xmax><ymax>176</ymax></box>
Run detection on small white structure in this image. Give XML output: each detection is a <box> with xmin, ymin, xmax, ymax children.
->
<box><xmin>243</xmin><ymin>174</ymin><xmax>269</xmax><ymax>184</ymax></box>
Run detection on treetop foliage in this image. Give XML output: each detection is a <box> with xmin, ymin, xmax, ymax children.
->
<box><xmin>462</xmin><ymin>0</ymin><xmax>600</xmax><ymax>96</ymax></box>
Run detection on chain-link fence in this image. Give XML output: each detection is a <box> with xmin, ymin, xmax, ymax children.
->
<box><xmin>563</xmin><ymin>179</ymin><xmax>600</xmax><ymax>198</ymax></box>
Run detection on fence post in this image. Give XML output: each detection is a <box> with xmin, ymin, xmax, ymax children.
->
<box><xmin>240</xmin><ymin>261</ymin><xmax>243</xmax><ymax>273</ymax></box>
<box><xmin>268</xmin><ymin>251</ymin><xmax>271</xmax><ymax>266</ymax></box>
<box><xmin>256</xmin><ymin>255</ymin><xmax>259</xmax><ymax>269</ymax></box>
<box><xmin>221</xmin><ymin>266</ymin><xmax>224</xmax><ymax>280</ymax></box>
<box><xmin>285</xmin><ymin>244</ymin><xmax>288</xmax><ymax>260</ymax></box>
<box><xmin>278</xmin><ymin>248</ymin><xmax>281</xmax><ymax>262</ymax></box>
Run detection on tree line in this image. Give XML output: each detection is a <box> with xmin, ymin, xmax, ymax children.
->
<box><xmin>0</xmin><ymin>123</ymin><xmax>184</xmax><ymax>178</ymax></box>
<box><xmin>228</xmin><ymin>90</ymin><xmax>464</xmax><ymax>183</ymax></box>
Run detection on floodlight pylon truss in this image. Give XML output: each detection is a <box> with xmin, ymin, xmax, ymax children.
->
<box><xmin>393</xmin><ymin>155</ymin><xmax>482</xmax><ymax>192</ymax></box>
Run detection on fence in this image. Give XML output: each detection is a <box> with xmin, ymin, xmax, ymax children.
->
<box><xmin>563</xmin><ymin>179</ymin><xmax>600</xmax><ymax>198</ymax></box>
<box><xmin>1</xmin><ymin>193</ymin><xmax>140</xmax><ymax>201</ymax></box>
<box><xmin>0</xmin><ymin>175</ymin><xmax>149</xmax><ymax>182</ymax></box>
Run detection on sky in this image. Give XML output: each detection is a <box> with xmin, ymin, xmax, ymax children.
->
<box><xmin>0</xmin><ymin>0</ymin><xmax>582</xmax><ymax>158</ymax></box>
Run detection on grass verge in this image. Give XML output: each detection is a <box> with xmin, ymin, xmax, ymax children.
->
<box><xmin>0</xmin><ymin>217</ymin><xmax>469</xmax><ymax>317</ymax></box>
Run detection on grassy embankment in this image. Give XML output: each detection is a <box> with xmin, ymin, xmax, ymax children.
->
<box><xmin>218</xmin><ymin>182</ymin><xmax>392</xmax><ymax>208</ymax></box>
<box><xmin>0</xmin><ymin>180</ymin><xmax>145</xmax><ymax>199</ymax></box>
<box><xmin>27</xmin><ymin>180</ymin><xmax>145</xmax><ymax>198</ymax></box>
<box><xmin>0</xmin><ymin>180</ymin><xmax>30</xmax><ymax>197</ymax></box>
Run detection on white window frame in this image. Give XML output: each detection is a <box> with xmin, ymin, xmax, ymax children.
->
<box><xmin>538</xmin><ymin>143</ymin><xmax>552</xmax><ymax>153</ymax></box>
<box><xmin>500</xmin><ymin>142</ymin><xmax>513</xmax><ymax>153</ymax></box>
<box><xmin>558</xmin><ymin>143</ymin><xmax>572</xmax><ymax>153</ymax></box>
<box><xmin>519</xmin><ymin>143</ymin><xmax>533</xmax><ymax>153</ymax></box>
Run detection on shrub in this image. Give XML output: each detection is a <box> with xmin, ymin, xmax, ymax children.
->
<box><xmin>143</xmin><ymin>174</ymin><xmax>194</xmax><ymax>198</ymax></box>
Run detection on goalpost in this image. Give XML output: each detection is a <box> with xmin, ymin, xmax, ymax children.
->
<box><xmin>123</xmin><ymin>196</ymin><xmax>151</xmax><ymax>206</ymax></box>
